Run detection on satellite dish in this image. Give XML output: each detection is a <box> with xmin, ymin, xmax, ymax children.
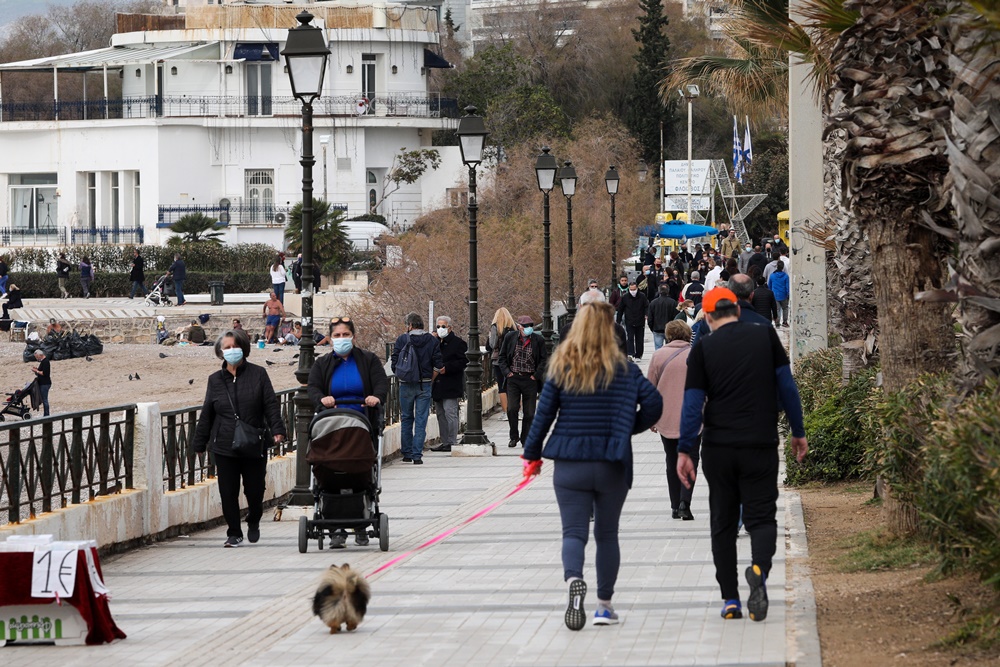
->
<box><xmin>219</xmin><ymin>198</ymin><xmax>231</xmax><ymax>209</ymax></box>
<box><xmin>274</xmin><ymin>212</ymin><xmax>286</xmax><ymax>224</ymax></box>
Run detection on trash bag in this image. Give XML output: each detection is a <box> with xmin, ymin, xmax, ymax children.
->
<box><xmin>82</xmin><ymin>334</ymin><xmax>104</xmax><ymax>356</ymax></box>
<box><xmin>69</xmin><ymin>332</ymin><xmax>88</xmax><ymax>359</ymax></box>
<box><xmin>22</xmin><ymin>339</ymin><xmax>40</xmax><ymax>363</ymax></box>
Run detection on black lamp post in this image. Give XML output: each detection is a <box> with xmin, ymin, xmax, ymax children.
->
<box><xmin>559</xmin><ymin>160</ymin><xmax>578</xmax><ymax>324</ymax></box>
<box><xmin>281</xmin><ymin>10</ymin><xmax>330</xmax><ymax>506</ymax></box>
<box><xmin>534</xmin><ymin>147</ymin><xmax>558</xmax><ymax>353</ymax></box>
<box><xmin>605</xmin><ymin>165</ymin><xmax>619</xmax><ymax>290</ymax></box>
<box><xmin>456</xmin><ymin>106</ymin><xmax>490</xmax><ymax>447</ymax></box>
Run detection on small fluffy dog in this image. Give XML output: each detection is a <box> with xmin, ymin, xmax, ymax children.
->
<box><xmin>312</xmin><ymin>563</ymin><xmax>371</xmax><ymax>633</ymax></box>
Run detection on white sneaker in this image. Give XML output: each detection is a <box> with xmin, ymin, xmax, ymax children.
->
<box><xmin>498</xmin><ymin>412</ymin><xmax>508</xmax><ymax>421</ymax></box>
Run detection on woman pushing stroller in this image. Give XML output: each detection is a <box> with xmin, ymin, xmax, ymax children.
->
<box><xmin>307</xmin><ymin>316</ymin><xmax>388</xmax><ymax>548</ymax></box>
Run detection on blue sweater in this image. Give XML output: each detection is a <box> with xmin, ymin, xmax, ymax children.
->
<box><xmin>768</xmin><ymin>270</ymin><xmax>789</xmax><ymax>301</ymax></box>
<box><xmin>523</xmin><ymin>363</ymin><xmax>663</xmax><ymax>487</ymax></box>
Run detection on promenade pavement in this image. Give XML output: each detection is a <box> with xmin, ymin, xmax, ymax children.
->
<box><xmin>3</xmin><ymin>330</ymin><xmax>819</xmax><ymax>667</ymax></box>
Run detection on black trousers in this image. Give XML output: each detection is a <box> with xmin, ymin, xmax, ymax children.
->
<box><xmin>701</xmin><ymin>446</ymin><xmax>779</xmax><ymax>601</ymax></box>
<box><xmin>661</xmin><ymin>436</ymin><xmax>699</xmax><ymax>510</ymax></box>
<box><xmin>215</xmin><ymin>453</ymin><xmax>268</xmax><ymax>538</ymax></box>
<box><xmin>625</xmin><ymin>324</ymin><xmax>644</xmax><ymax>359</ymax></box>
<box><xmin>506</xmin><ymin>374</ymin><xmax>537</xmax><ymax>443</ymax></box>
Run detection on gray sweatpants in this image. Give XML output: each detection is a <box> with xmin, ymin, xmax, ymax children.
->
<box><xmin>434</xmin><ymin>398</ymin><xmax>460</xmax><ymax>446</ymax></box>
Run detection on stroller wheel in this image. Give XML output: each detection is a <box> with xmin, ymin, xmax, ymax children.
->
<box><xmin>0</xmin><ymin>414</ymin><xmax>5</xmax><ymax>422</ymax></box>
<box><xmin>379</xmin><ymin>514</ymin><xmax>389</xmax><ymax>552</ymax></box>
<box><xmin>21</xmin><ymin>413</ymin><xmax>31</xmax><ymax>421</ymax></box>
<box><xmin>318</xmin><ymin>533</ymin><xmax>324</xmax><ymax>550</ymax></box>
<box><xmin>298</xmin><ymin>515</ymin><xmax>309</xmax><ymax>553</ymax></box>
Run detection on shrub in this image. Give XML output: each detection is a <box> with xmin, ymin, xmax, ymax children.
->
<box><xmin>4</xmin><ymin>244</ymin><xmax>277</xmax><ymax>274</ymax></box>
<box><xmin>7</xmin><ymin>272</ymin><xmax>271</xmax><ymax>299</ymax></box>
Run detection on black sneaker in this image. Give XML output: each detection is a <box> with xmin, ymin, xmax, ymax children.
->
<box><xmin>671</xmin><ymin>509</ymin><xmax>681</xmax><ymax>520</ymax></box>
<box><xmin>402</xmin><ymin>457</ymin><xmax>413</xmax><ymax>463</ymax></box>
<box><xmin>223</xmin><ymin>536</ymin><xmax>243</xmax><ymax>548</ymax></box>
<box><xmin>329</xmin><ymin>531</ymin><xmax>347</xmax><ymax>549</ymax></box>
<box><xmin>413</xmin><ymin>459</ymin><xmax>424</xmax><ymax>465</ymax></box>
<box><xmin>247</xmin><ymin>525</ymin><xmax>260</xmax><ymax>543</ymax></box>
<box><xmin>565</xmin><ymin>579</ymin><xmax>587</xmax><ymax>631</ymax></box>
<box><xmin>355</xmin><ymin>531</ymin><xmax>370</xmax><ymax>546</ymax></box>
<box><xmin>745</xmin><ymin>564</ymin><xmax>768</xmax><ymax>621</ymax></box>
<box><xmin>678</xmin><ymin>500</ymin><xmax>694</xmax><ymax>521</ymax></box>
<box><xmin>507</xmin><ymin>439</ymin><xmax>518</xmax><ymax>448</ymax></box>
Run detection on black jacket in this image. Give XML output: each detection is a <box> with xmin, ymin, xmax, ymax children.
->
<box><xmin>747</xmin><ymin>252</ymin><xmax>767</xmax><ymax>278</ymax></box>
<box><xmin>193</xmin><ymin>361</ymin><xmax>286</xmax><ymax>457</ymax></box>
<box><xmin>130</xmin><ymin>255</ymin><xmax>145</xmax><ymax>282</ymax></box>
<box><xmin>647</xmin><ymin>295</ymin><xmax>678</xmax><ymax>332</ymax></box>
<box><xmin>391</xmin><ymin>330</ymin><xmax>444</xmax><ymax>382</ymax></box>
<box><xmin>56</xmin><ymin>259</ymin><xmax>71</xmax><ymax>279</ymax></box>
<box><xmin>432</xmin><ymin>333</ymin><xmax>469</xmax><ymax>400</ymax></box>
<box><xmin>750</xmin><ymin>286</ymin><xmax>778</xmax><ymax>322</ymax></box>
<box><xmin>307</xmin><ymin>346</ymin><xmax>389</xmax><ymax>411</ymax></box>
<box><xmin>616</xmin><ymin>290</ymin><xmax>649</xmax><ymax>327</ymax></box>
<box><xmin>168</xmin><ymin>259</ymin><xmax>186</xmax><ymax>281</ymax></box>
<box><xmin>498</xmin><ymin>330</ymin><xmax>547</xmax><ymax>383</ymax></box>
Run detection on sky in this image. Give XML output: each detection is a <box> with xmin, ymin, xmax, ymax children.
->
<box><xmin>0</xmin><ymin>0</ymin><xmax>78</xmax><ymax>30</ymax></box>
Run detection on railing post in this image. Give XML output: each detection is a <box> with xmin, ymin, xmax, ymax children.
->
<box><xmin>165</xmin><ymin>414</ymin><xmax>178</xmax><ymax>491</ymax></box>
<box><xmin>40</xmin><ymin>421</ymin><xmax>54</xmax><ymax>514</ymax></box>
<box><xmin>71</xmin><ymin>416</ymin><xmax>83</xmax><ymax>505</ymax></box>
<box><xmin>124</xmin><ymin>406</ymin><xmax>135</xmax><ymax>489</ymax></box>
<box><xmin>98</xmin><ymin>413</ymin><xmax>111</xmax><ymax>496</ymax></box>
<box><xmin>185</xmin><ymin>409</ymin><xmax>197</xmax><ymax>487</ymax></box>
<box><xmin>8</xmin><ymin>429</ymin><xmax>21</xmax><ymax>524</ymax></box>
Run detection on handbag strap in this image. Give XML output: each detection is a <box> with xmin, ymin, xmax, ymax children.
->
<box><xmin>223</xmin><ymin>376</ymin><xmax>241</xmax><ymax>422</ymax></box>
<box><xmin>659</xmin><ymin>346</ymin><xmax>686</xmax><ymax>370</ymax></box>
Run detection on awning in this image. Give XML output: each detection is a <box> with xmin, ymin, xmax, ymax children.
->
<box><xmin>423</xmin><ymin>48</ymin><xmax>453</xmax><ymax>69</ymax></box>
<box><xmin>0</xmin><ymin>42</ymin><xmax>220</xmax><ymax>73</ymax></box>
<box><xmin>233</xmin><ymin>43</ymin><xmax>279</xmax><ymax>62</ymax></box>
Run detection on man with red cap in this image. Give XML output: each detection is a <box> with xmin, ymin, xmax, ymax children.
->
<box><xmin>677</xmin><ymin>288</ymin><xmax>809</xmax><ymax>623</ymax></box>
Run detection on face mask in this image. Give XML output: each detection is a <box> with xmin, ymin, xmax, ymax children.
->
<box><xmin>745</xmin><ymin>246</ymin><xmax>752</xmax><ymax>251</ymax></box>
<box><xmin>523</xmin><ymin>327</ymin><xmax>534</xmax><ymax>337</ymax></box>
<box><xmin>629</xmin><ymin>289</ymin><xmax>637</xmax><ymax>296</ymax></box>
<box><xmin>222</xmin><ymin>348</ymin><xmax>244</xmax><ymax>365</ymax></box>
<box><xmin>333</xmin><ymin>337</ymin><xmax>354</xmax><ymax>355</ymax></box>
<box><xmin>437</xmin><ymin>327</ymin><xmax>449</xmax><ymax>338</ymax></box>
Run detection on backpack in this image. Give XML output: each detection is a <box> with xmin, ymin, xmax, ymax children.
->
<box><xmin>394</xmin><ymin>334</ymin><xmax>423</xmax><ymax>383</ymax></box>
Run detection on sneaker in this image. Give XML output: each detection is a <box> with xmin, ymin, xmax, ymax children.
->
<box><xmin>247</xmin><ymin>525</ymin><xmax>260</xmax><ymax>543</ymax></box>
<box><xmin>745</xmin><ymin>564</ymin><xmax>768</xmax><ymax>621</ymax></box>
<box><xmin>402</xmin><ymin>457</ymin><xmax>413</xmax><ymax>463</ymax></box>
<box><xmin>671</xmin><ymin>509</ymin><xmax>681</xmax><ymax>520</ymax></box>
<box><xmin>413</xmin><ymin>459</ymin><xmax>424</xmax><ymax>465</ymax></box>
<box><xmin>678</xmin><ymin>500</ymin><xmax>694</xmax><ymax>521</ymax></box>
<box><xmin>430</xmin><ymin>444</ymin><xmax>452</xmax><ymax>452</ymax></box>
<box><xmin>721</xmin><ymin>599</ymin><xmax>742</xmax><ymax>619</ymax></box>
<box><xmin>329</xmin><ymin>531</ymin><xmax>347</xmax><ymax>549</ymax></box>
<box><xmin>355</xmin><ymin>530</ymin><xmax>370</xmax><ymax>546</ymax></box>
<box><xmin>593</xmin><ymin>606</ymin><xmax>619</xmax><ymax>626</ymax></box>
<box><xmin>223</xmin><ymin>536</ymin><xmax>243</xmax><ymax>548</ymax></box>
<box><xmin>564</xmin><ymin>579</ymin><xmax>587</xmax><ymax>631</ymax></box>
<box><xmin>498</xmin><ymin>412</ymin><xmax>508</xmax><ymax>421</ymax></box>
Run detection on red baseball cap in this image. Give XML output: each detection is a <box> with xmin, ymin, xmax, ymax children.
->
<box><xmin>701</xmin><ymin>287</ymin><xmax>738</xmax><ymax>314</ymax></box>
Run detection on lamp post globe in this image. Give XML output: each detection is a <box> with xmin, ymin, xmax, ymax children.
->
<box><xmin>535</xmin><ymin>147</ymin><xmax>558</xmax><ymax>352</ymax></box>
<box><xmin>637</xmin><ymin>161</ymin><xmax>648</xmax><ymax>183</ymax></box>
<box><xmin>281</xmin><ymin>10</ymin><xmax>330</xmax><ymax>507</ymax></box>
<box><xmin>605</xmin><ymin>165</ymin><xmax>620</xmax><ymax>290</ymax></box>
<box><xmin>457</xmin><ymin>106</ymin><xmax>490</xmax><ymax>447</ymax></box>
<box><xmin>559</xmin><ymin>160</ymin><xmax>578</xmax><ymax>324</ymax></box>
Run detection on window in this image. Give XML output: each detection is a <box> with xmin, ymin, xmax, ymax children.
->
<box><xmin>246</xmin><ymin>62</ymin><xmax>273</xmax><ymax>116</ymax></box>
<box><xmin>448</xmin><ymin>188</ymin><xmax>469</xmax><ymax>208</ymax></box>
<box><xmin>110</xmin><ymin>172</ymin><xmax>120</xmax><ymax>229</ymax></box>
<box><xmin>245</xmin><ymin>169</ymin><xmax>275</xmax><ymax>224</ymax></box>
<box><xmin>133</xmin><ymin>172</ymin><xmax>141</xmax><ymax>227</ymax></box>
<box><xmin>8</xmin><ymin>173</ymin><xmax>57</xmax><ymax>232</ymax></box>
<box><xmin>361</xmin><ymin>54</ymin><xmax>376</xmax><ymax>115</ymax></box>
<box><xmin>87</xmin><ymin>172</ymin><xmax>97</xmax><ymax>228</ymax></box>
<box><xmin>367</xmin><ymin>170</ymin><xmax>377</xmax><ymax>184</ymax></box>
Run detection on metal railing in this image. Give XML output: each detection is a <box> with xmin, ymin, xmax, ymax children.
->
<box><xmin>1</xmin><ymin>405</ymin><xmax>136</xmax><ymax>524</ymax></box>
<box><xmin>70</xmin><ymin>227</ymin><xmax>144</xmax><ymax>245</ymax></box>
<box><xmin>156</xmin><ymin>204</ymin><xmax>295</xmax><ymax>228</ymax></box>
<box><xmin>0</xmin><ymin>93</ymin><xmax>461</xmax><ymax>123</ymax></box>
<box><xmin>0</xmin><ymin>227</ymin><xmax>67</xmax><ymax>247</ymax></box>
<box><xmin>161</xmin><ymin>387</ymin><xmax>298</xmax><ymax>491</ymax></box>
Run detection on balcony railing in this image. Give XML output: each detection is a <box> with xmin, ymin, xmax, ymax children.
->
<box><xmin>0</xmin><ymin>93</ymin><xmax>461</xmax><ymax>123</ymax></box>
<box><xmin>70</xmin><ymin>227</ymin><xmax>144</xmax><ymax>245</ymax></box>
<box><xmin>0</xmin><ymin>227</ymin><xmax>66</xmax><ymax>246</ymax></box>
<box><xmin>157</xmin><ymin>204</ymin><xmax>299</xmax><ymax>228</ymax></box>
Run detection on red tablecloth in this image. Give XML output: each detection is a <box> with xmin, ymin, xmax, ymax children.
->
<box><xmin>0</xmin><ymin>548</ymin><xmax>125</xmax><ymax>645</ymax></box>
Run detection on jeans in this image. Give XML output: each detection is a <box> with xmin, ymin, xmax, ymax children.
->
<box><xmin>661</xmin><ymin>436</ymin><xmax>699</xmax><ymax>510</ymax></box>
<box><xmin>652</xmin><ymin>331</ymin><xmax>665</xmax><ymax>351</ymax></box>
<box><xmin>399</xmin><ymin>381</ymin><xmax>432</xmax><ymax>460</ymax></box>
<box><xmin>39</xmin><ymin>384</ymin><xmax>50</xmax><ymax>416</ymax></box>
<box><xmin>174</xmin><ymin>280</ymin><xmax>185</xmax><ymax>304</ymax></box>
<box><xmin>130</xmin><ymin>280</ymin><xmax>146</xmax><ymax>298</ymax></box>
<box><xmin>701</xmin><ymin>446</ymin><xmax>779</xmax><ymax>601</ymax></box>
<box><xmin>273</xmin><ymin>283</ymin><xmax>285</xmax><ymax>303</ymax></box>
<box><xmin>506</xmin><ymin>375</ymin><xmax>537</xmax><ymax>443</ymax></box>
<box><xmin>625</xmin><ymin>324</ymin><xmax>644</xmax><ymax>358</ymax></box>
<box><xmin>553</xmin><ymin>460</ymin><xmax>630</xmax><ymax>601</ymax></box>
<box><xmin>80</xmin><ymin>276</ymin><xmax>92</xmax><ymax>298</ymax></box>
<box><xmin>214</xmin><ymin>453</ymin><xmax>267</xmax><ymax>538</ymax></box>
<box><xmin>57</xmin><ymin>277</ymin><xmax>68</xmax><ymax>298</ymax></box>
<box><xmin>776</xmin><ymin>299</ymin><xmax>789</xmax><ymax>325</ymax></box>
<box><xmin>0</xmin><ymin>275</ymin><xmax>7</xmax><ymax>295</ymax></box>
<box><xmin>434</xmin><ymin>398</ymin><xmax>460</xmax><ymax>446</ymax></box>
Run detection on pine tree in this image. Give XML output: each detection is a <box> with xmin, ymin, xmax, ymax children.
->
<box><xmin>626</xmin><ymin>0</ymin><xmax>676</xmax><ymax>169</ymax></box>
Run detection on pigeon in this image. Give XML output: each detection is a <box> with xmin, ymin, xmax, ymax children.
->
<box><xmin>134</xmin><ymin>373</ymin><xmax>140</xmax><ymax>380</ymax></box>
<box><xmin>265</xmin><ymin>360</ymin><xmax>276</xmax><ymax>366</ymax></box>
<box><xmin>273</xmin><ymin>348</ymin><xmax>283</xmax><ymax>352</ymax></box>
<box><xmin>159</xmin><ymin>352</ymin><xmax>169</xmax><ymax>358</ymax></box>
<box><xmin>128</xmin><ymin>374</ymin><xmax>133</xmax><ymax>381</ymax></box>
<box><xmin>292</xmin><ymin>353</ymin><xmax>300</xmax><ymax>359</ymax></box>
<box><xmin>188</xmin><ymin>379</ymin><xmax>194</xmax><ymax>385</ymax></box>
<box><xmin>288</xmin><ymin>361</ymin><xmax>296</xmax><ymax>366</ymax></box>
<box><xmin>85</xmin><ymin>356</ymin><xmax>93</xmax><ymax>362</ymax></box>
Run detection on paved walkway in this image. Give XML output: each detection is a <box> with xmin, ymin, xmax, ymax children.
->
<box><xmin>2</xmin><ymin>332</ymin><xmax>818</xmax><ymax>667</ymax></box>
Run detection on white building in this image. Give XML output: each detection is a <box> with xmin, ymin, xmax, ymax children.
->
<box><xmin>0</xmin><ymin>1</ymin><xmax>462</xmax><ymax>248</ymax></box>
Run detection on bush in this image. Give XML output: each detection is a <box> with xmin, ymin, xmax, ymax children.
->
<box><xmin>7</xmin><ymin>272</ymin><xmax>271</xmax><ymax>299</ymax></box>
<box><xmin>4</xmin><ymin>244</ymin><xmax>277</xmax><ymax>274</ymax></box>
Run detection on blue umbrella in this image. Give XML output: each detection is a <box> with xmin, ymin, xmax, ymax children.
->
<box><xmin>655</xmin><ymin>222</ymin><xmax>719</xmax><ymax>240</ymax></box>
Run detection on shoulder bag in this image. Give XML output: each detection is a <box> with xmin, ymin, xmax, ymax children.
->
<box><xmin>225</xmin><ymin>380</ymin><xmax>265</xmax><ymax>458</ymax></box>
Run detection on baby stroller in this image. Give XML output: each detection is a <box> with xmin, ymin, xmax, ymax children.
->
<box><xmin>297</xmin><ymin>401</ymin><xmax>389</xmax><ymax>553</ymax></box>
<box><xmin>1</xmin><ymin>378</ymin><xmax>35</xmax><ymax>421</ymax></box>
<box><xmin>144</xmin><ymin>274</ymin><xmax>173</xmax><ymax>307</ymax></box>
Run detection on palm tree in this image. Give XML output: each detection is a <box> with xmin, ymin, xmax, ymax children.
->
<box><xmin>168</xmin><ymin>212</ymin><xmax>224</xmax><ymax>246</ymax></box>
<box><xmin>284</xmin><ymin>199</ymin><xmax>352</xmax><ymax>275</ymax></box>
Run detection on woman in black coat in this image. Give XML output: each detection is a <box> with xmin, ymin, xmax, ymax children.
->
<box><xmin>193</xmin><ymin>329</ymin><xmax>286</xmax><ymax>548</ymax></box>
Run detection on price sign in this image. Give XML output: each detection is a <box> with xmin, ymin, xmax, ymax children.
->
<box><xmin>84</xmin><ymin>548</ymin><xmax>110</xmax><ymax>596</ymax></box>
<box><xmin>31</xmin><ymin>548</ymin><xmax>78</xmax><ymax>599</ymax></box>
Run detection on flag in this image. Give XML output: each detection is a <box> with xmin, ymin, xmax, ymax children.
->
<box><xmin>732</xmin><ymin>115</ymin><xmax>743</xmax><ymax>184</ymax></box>
<box><xmin>742</xmin><ymin>116</ymin><xmax>753</xmax><ymax>176</ymax></box>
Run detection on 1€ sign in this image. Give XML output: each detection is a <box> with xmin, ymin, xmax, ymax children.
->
<box><xmin>31</xmin><ymin>549</ymin><xmax>77</xmax><ymax>599</ymax></box>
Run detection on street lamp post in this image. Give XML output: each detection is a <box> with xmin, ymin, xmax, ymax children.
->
<box><xmin>534</xmin><ymin>147</ymin><xmax>558</xmax><ymax>353</ymax></box>
<box><xmin>456</xmin><ymin>106</ymin><xmax>490</xmax><ymax>447</ymax></box>
<box><xmin>681</xmin><ymin>84</ymin><xmax>700</xmax><ymax>234</ymax></box>
<box><xmin>281</xmin><ymin>10</ymin><xmax>330</xmax><ymax>506</ymax></box>
<box><xmin>559</xmin><ymin>161</ymin><xmax>577</xmax><ymax>324</ymax></box>
<box><xmin>604</xmin><ymin>166</ymin><xmax>619</xmax><ymax>290</ymax></box>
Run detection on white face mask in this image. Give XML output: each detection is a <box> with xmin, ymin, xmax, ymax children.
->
<box><xmin>629</xmin><ymin>289</ymin><xmax>638</xmax><ymax>296</ymax></box>
<box><xmin>437</xmin><ymin>327</ymin><xmax>449</xmax><ymax>338</ymax></box>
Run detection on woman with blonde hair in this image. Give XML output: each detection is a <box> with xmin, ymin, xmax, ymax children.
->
<box><xmin>485</xmin><ymin>307</ymin><xmax>517</xmax><ymax>420</ymax></box>
<box><xmin>522</xmin><ymin>301</ymin><xmax>662</xmax><ymax>630</ymax></box>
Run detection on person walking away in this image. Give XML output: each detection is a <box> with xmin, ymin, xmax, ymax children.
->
<box><xmin>32</xmin><ymin>349</ymin><xmax>52</xmax><ymax>416</ymax></box>
<box><xmin>680</xmin><ymin>271</ymin><xmax>705</xmax><ymax>308</ymax></box>
<box><xmin>647</xmin><ymin>285</ymin><xmax>678</xmax><ymax>351</ymax></box>
<box><xmin>616</xmin><ymin>280</ymin><xmax>649</xmax><ymax>361</ymax></box>
<box><xmin>608</xmin><ymin>275</ymin><xmax>629</xmax><ymax>324</ymax></box>
<box><xmin>746</xmin><ymin>246</ymin><xmax>767</xmax><ymax>279</ymax></box>
<box><xmin>677</xmin><ymin>288</ymin><xmax>808</xmax><ymax>621</ymax></box>
<box><xmin>647</xmin><ymin>321</ymin><xmax>697</xmax><ymax>520</ymax></box>
<box><xmin>291</xmin><ymin>253</ymin><xmax>303</xmax><ymax>294</ymax></box>
<box><xmin>486</xmin><ymin>308</ymin><xmax>517</xmax><ymax>421</ymax></box>
<box><xmin>270</xmin><ymin>256</ymin><xmax>287</xmax><ymax>303</ymax></box>
<box><xmin>129</xmin><ymin>248</ymin><xmax>146</xmax><ymax>299</ymax></box>
<box><xmin>79</xmin><ymin>256</ymin><xmax>94</xmax><ymax>299</ymax></box>
<box><xmin>56</xmin><ymin>253</ymin><xmax>71</xmax><ymax>298</ymax></box>
<box><xmin>169</xmin><ymin>253</ymin><xmax>187</xmax><ymax>306</ymax></box>
<box><xmin>391</xmin><ymin>312</ymin><xmax>444</xmax><ymax>464</ymax></box>
<box><xmin>430</xmin><ymin>316</ymin><xmax>468</xmax><ymax>453</ymax></box>
<box><xmin>522</xmin><ymin>301</ymin><xmax>662</xmax><ymax>630</ymax></box>
<box><xmin>262</xmin><ymin>292</ymin><xmax>286</xmax><ymax>343</ymax></box>
<box><xmin>0</xmin><ymin>255</ymin><xmax>8</xmax><ymax>296</ymax></box>
<box><xmin>762</xmin><ymin>252</ymin><xmax>782</xmax><ymax>283</ymax></box>
<box><xmin>192</xmin><ymin>329</ymin><xmax>286</xmax><ymax>547</ymax></box>
<box><xmin>498</xmin><ymin>315</ymin><xmax>547</xmax><ymax>448</ymax></box>
<box><xmin>750</xmin><ymin>275</ymin><xmax>778</xmax><ymax>325</ymax></box>
<box><xmin>690</xmin><ymin>273</ymin><xmax>772</xmax><ymax>346</ymax></box>
<box><xmin>768</xmin><ymin>261</ymin><xmax>790</xmax><ymax>327</ymax></box>
<box><xmin>643</xmin><ymin>260</ymin><xmax>666</xmax><ymax>302</ymax></box>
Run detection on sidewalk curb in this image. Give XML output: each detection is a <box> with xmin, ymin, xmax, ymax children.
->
<box><xmin>785</xmin><ymin>489</ymin><xmax>823</xmax><ymax>667</ymax></box>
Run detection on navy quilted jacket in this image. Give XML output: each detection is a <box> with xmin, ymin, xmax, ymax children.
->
<box><xmin>523</xmin><ymin>362</ymin><xmax>663</xmax><ymax>487</ymax></box>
